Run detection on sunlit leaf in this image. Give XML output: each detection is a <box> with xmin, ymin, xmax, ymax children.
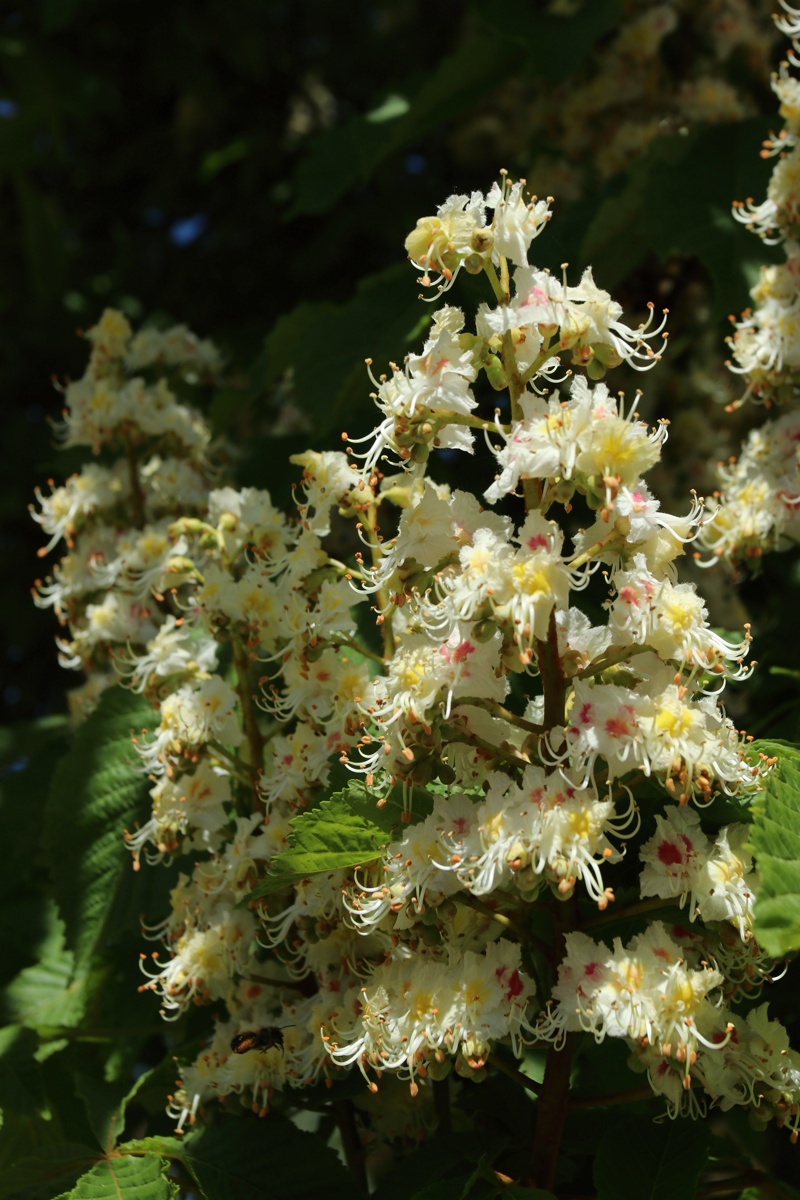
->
<box><xmin>748</xmin><ymin>740</ymin><xmax>800</xmax><ymax>956</ymax></box>
<box><xmin>247</xmin><ymin>779</ymin><xmax>431</xmax><ymax>899</ymax></box>
<box><xmin>56</xmin><ymin>1154</ymin><xmax>178</xmax><ymax>1200</ymax></box>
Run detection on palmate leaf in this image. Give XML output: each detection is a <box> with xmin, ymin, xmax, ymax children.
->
<box><xmin>73</xmin><ymin>1074</ymin><xmax>133</xmax><ymax>1155</ymax></box>
<box><xmin>41</xmin><ymin>687</ymin><xmax>154</xmax><ymax>974</ymax></box>
<box><xmin>0</xmin><ymin>1034</ymin><xmax>68</xmax><ymax>1171</ymax></box>
<box><xmin>247</xmin><ymin>779</ymin><xmax>433</xmax><ymax>900</ymax></box>
<box><xmin>747</xmin><ymin>740</ymin><xmax>800</xmax><ymax>957</ymax></box>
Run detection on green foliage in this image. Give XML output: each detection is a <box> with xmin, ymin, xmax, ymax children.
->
<box><xmin>130</xmin><ymin>1121</ymin><xmax>355</xmax><ymax>1200</ymax></box>
<box><xmin>286</xmin><ymin>24</ymin><xmax>524</xmax><ymax>219</ymax></box>
<box><xmin>262</xmin><ymin>264</ymin><xmax>426</xmax><ymax>437</ymax></box>
<box><xmin>2</xmin><ymin>906</ymin><xmax>87</xmax><ymax>1033</ymax></box>
<box><xmin>748</xmin><ymin>741</ymin><xmax>800</xmax><ymax>956</ymax></box>
<box><xmin>0</xmin><ymin>1143</ymin><xmax>100</xmax><ymax>1200</ymax></box>
<box><xmin>248</xmin><ymin>779</ymin><xmax>433</xmax><ymax>899</ymax></box>
<box><xmin>578</xmin><ymin>119</ymin><xmax>780</xmax><ymax>310</ymax></box>
<box><xmin>41</xmin><ymin>687</ymin><xmax>155</xmax><ymax>975</ymax></box>
<box><xmin>55</xmin><ymin>1155</ymin><xmax>179</xmax><ymax>1200</ymax></box>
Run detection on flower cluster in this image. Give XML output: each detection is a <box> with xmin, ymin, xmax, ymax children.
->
<box><xmin>31</xmin><ymin>309</ymin><xmax>222</xmax><ymax>720</ymax></box>
<box><xmin>34</xmin><ymin>170</ymin><xmax>795</xmax><ymax>1151</ymax></box>
<box><xmin>539</xmin><ymin>922</ymin><xmax>800</xmax><ymax>1131</ymax></box>
<box><xmin>699</xmin><ymin>2</ymin><xmax>800</xmax><ymax>566</ymax></box>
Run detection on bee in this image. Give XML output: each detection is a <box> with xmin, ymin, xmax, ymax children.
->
<box><xmin>230</xmin><ymin>1027</ymin><xmax>284</xmax><ymax>1055</ymax></box>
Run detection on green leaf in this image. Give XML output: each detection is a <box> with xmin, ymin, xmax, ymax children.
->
<box><xmin>0</xmin><ymin>716</ymin><xmax>69</xmax><ymax>903</ymax></box>
<box><xmin>41</xmin><ymin>687</ymin><xmax>154</xmax><ymax>974</ymax></box>
<box><xmin>477</xmin><ymin>0</ymin><xmax>623</xmax><ymax>81</ymax></box>
<box><xmin>593</xmin><ymin>1115</ymin><xmax>709</xmax><ymax>1200</ymax></box>
<box><xmin>73</xmin><ymin>1074</ymin><xmax>130</xmax><ymax>1154</ymax></box>
<box><xmin>0</xmin><ymin>1143</ymin><xmax>98</xmax><ymax>1200</ymax></box>
<box><xmin>286</xmin><ymin>31</ymin><xmax>523</xmax><ymax>218</ymax></box>
<box><xmin>247</xmin><ymin>780</ymin><xmax>432</xmax><ymax>900</ymax></box>
<box><xmin>748</xmin><ymin>741</ymin><xmax>800</xmax><ymax>956</ymax></box>
<box><xmin>580</xmin><ymin>119</ymin><xmax>778</xmax><ymax>313</ymax></box>
<box><xmin>57</xmin><ymin>1154</ymin><xmax>178</xmax><ymax>1200</ymax></box>
<box><xmin>366</xmin><ymin>94</ymin><xmax>410</xmax><ymax>123</ymax></box>
<box><xmin>263</xmin><ymin>263</ymin><xmax>425</xmax><ymax>437</ymax></box>
<box><xmin>2</xmin><ymin>906</ymin><xmax>87</xmax><ymax>1032</ymax></box>
<box><xmin>130</xmin><ymin>1119</ymin><xmax>353</xmax><ymax>1200</ymax></box>
<box><xmin>0</xmin><ymin>1039</ymin><xmax>69</xmax><ymax>1170</ymax></box>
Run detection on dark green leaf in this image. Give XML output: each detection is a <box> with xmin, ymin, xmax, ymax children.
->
<box><xmin>263</xmin><ymin>264</ymin><xmax>425</xmax><ymax>437</ymax></box>
<box><xmin>130</xmin><ymin>1118</ymin><xmax>353</xmax><ymax>1200</ymax></box>
<box><xmin>286</xmin><ymin>32</ymin><xmax>522</xmax><ymax>218</ymax></box>
<box><xmin>73</xmin><ymin>1074</ymin><xmax>130</xmax><ymax>1154</ymax></box>
<box><xmin>0</xmin><ymin>1039</ymin><xmax>68</xmax><ymax>1170</ymax></box>
<box><xmin>593</xmin><ymin>1115</ymin><xmax>709</xmax><ymax>1200</ymax></box>
<box><xmin>0</xmin><ymin>1143</ymin><xmax>98</xmax><ymax>1200</ymax></box>
<box><xmin>41</xmin><ymin>687</ymin><xmax>155</xmax><ymax>973</ymax></box>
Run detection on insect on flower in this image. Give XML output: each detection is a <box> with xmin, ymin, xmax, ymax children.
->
<box><xmin>230</xmin><ymin>1027</ymin><xmax>284</xmax><ymax>1054</ymax></box>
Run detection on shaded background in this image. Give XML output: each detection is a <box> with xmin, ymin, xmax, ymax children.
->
<box><xmin>2</xmin><ymin>0</ymin><xmax>794</xmax><ymax>731</ymax></box>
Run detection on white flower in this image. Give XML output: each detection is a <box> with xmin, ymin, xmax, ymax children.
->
<box><xmin>208</xmin><ymin>486</ymin><xmax>288</xmax><ymax>560</ymax></box>
<box><xmin>639</xmin><ymin>805</ymin><xmax>710</xmax><ymax>917</ymax></box>
<box><xmin>137</xmin><ymin>677</ymin><xmax>242</xmax><ymax>775</ymax></box>
<box><xmin>541</xmin><ymin>923</ymin><xmax>725</xmax><ymax>1077</ymax></box>
<box><xmin>404</xmin><ymin>192</ymin><xmax>487</xmax><ymax>291</ymax></box>
<box><xmin>485</xmin><ymin>178</ymin><xmax>552</xmax><ymax>268</ymax></box>
<box><xmin>697</xmin><ymin>824</ymin><xmax>758</xmax><ymax>939</ymax></box>
<box><xmin>325</xmin><ymin>941</ymin><xmax>535</xmax><ymax>1086</ymax></box>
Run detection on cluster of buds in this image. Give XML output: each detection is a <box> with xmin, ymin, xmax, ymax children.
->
<box><xmin>699</xmin><ymin>1</ymin><xmax>800</xmax><ymax>567</ymax></box>
<box><xmin>34</xmin><ymin>170</ymin><xmax>798</xmax><ymax>1148</ymax></box>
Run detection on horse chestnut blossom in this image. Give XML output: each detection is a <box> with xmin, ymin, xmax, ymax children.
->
<box><xmin>701</xmin><ymin>2</ymin><xmax>800</xmax><ymax>567</ymax></box>
<box><xmin>33</xmin><ymin>164</ymin><xmax>797</xmax><ymax>1177</ymax></box>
